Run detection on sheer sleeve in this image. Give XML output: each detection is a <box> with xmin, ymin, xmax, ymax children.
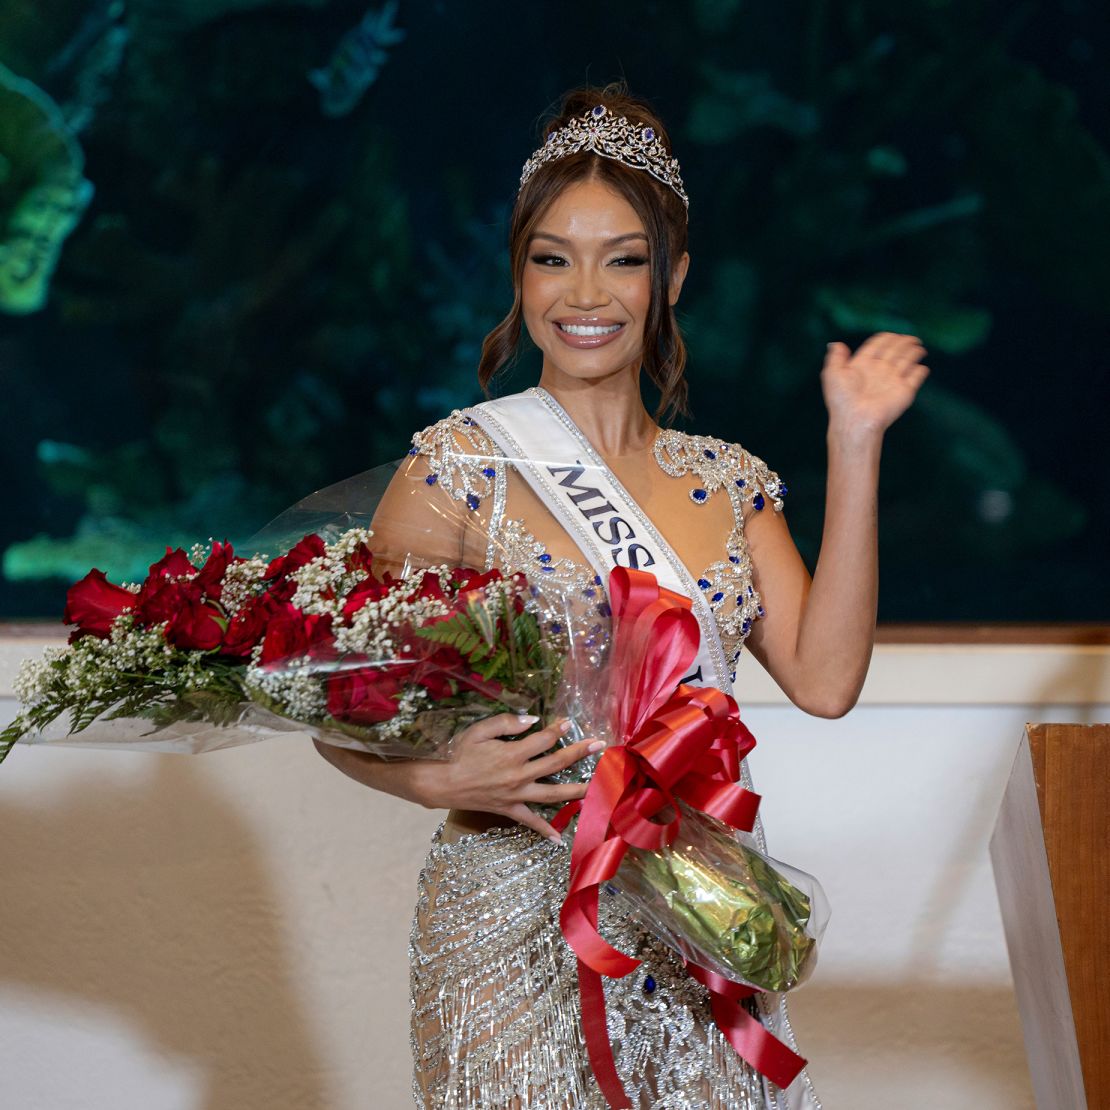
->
<box><xmin>368</xmin><ymin>412</ymin><xmax>506</xmax><ymax>577</ymax></box>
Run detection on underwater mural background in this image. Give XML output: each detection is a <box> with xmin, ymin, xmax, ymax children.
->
<box><xmin>0</xmin><ymin>0</ymin><xmax>1106</xmax><ymax>621</ymax></box>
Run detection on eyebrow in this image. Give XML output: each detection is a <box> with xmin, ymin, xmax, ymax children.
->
<box><xmin>530</xmin><ymin>232</ymin><xmax>649</xmax><ymax>246</ymax></box>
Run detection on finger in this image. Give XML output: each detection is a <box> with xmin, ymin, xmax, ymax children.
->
<box><xmin>529</xmin><ymin>737</ymin><xmax>605</xmax><ymax>779</ymax></box>
<box><xmin>891</xmin><ymin>334</ymin><xmax>925</xmax><ymax>358</ymax></box>
<box><xmin>515</xmin><ymin>718</ymin><xmax>574</xmax><ymax>757</ymax></box>
<box><xmin>525</xmin><ymin>779</ymin><xmax>591</xmax><ymax>805</ymax></box>
<box><xmin>854</xmin><ymin>332</ymin><xmax>895</xmax><ymax>360</ymax></box>
<box><xmin>464</xmin><ymin>711</ymin><xmax>542</xmax><ymax>743</ymax></box>
<box><xmin>906</xmin><ymin>363</ymin><xmax>930</xmax><ymax>389</ymax></box>
<box><xmin>504</xmin><ymin>802</ymin><xmax>564</xmax><ymax>845</ymax></box>
<box><xmin>822</xmin><ymin>341</ymin><xmax>851</xmax><ymax>368</ymax></box>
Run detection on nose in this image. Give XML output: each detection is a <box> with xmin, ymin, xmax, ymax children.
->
<box><xmin>566</xmin><ymin>266</ymin><xmax>610</xmax><ymax>311</ymax></box>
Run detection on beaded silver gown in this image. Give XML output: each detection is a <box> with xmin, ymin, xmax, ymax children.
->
<box><xmin>400</xmin><ymin>407</ymin><xmax>821</xmax><ymax>1110</ymax></box>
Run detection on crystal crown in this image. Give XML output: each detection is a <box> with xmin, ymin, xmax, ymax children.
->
<box><xmin>519</xmin><ymin>104</ymin><xmax>689</xmax><ymax>212</ymax></box>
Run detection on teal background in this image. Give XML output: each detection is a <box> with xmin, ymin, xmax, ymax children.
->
<box><xmin>1</xmin><ymin>0</ymin><xmax>1106</xmax><ymax>621</ymax></box>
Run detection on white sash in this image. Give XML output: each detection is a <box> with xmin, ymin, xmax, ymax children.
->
<box><xmin>468</xmin><ymin>387</ymin><xmax>728</xmax><ymax>693</ymax></box>
<box><xmin>468</xmin><ymin>387</ymin><xmax>820</xmax><ymax>1110</ymax></box>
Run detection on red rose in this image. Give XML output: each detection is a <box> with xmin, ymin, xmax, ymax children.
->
<box><xmin>450</xmin><ymin>567</ymin><xmax>503</xmax><ymax>593</ymax></box>
<box><xmin>194</xmin><ymin>541</ymin><xmax>239</xmax><ymax>600</ymax></box>
<box><xmin>406</xmin><ymin>570</ymin><xmax>447</xmax><ymax>605</ymax></box>
<box><xmin>344</xmin><ymin>541</ymin><xmax>375</xmax><ymax>575</ymax></box>
<box><xmin>259</xmin><ymin>606</ymin><xmax>335</xmax><ymax>668</ymax></box>
<box><xmin>63</xmin><ymin>569</ymin><xmax>135</xmax><ymax>640</ymax></box>
<box><xmin>265</xmin><ymin>534</ymin><xmax>327</xmax><ymax>582</ymax></box>
<box><xmin>221</xmin><ymin>595</ymin><xmax>269</xmax><ymax>658</ymax></box>
<box><xmin>341</xmin><ymin>575</ymin><xmax>393</xmax><ymax>619</ymax></box>
<box><xmin>135</xmin><ymin>576</ymin><xmax>199</xmax><ymax>627</ymax></box>
<box><xmin>326</xmin><ymin>663</ymin><xmax>415</xmax><ymax>725</ymax></box>
<box><xmin>412</xmin><ymin>660</ymin><xmax>454</xmax><ymax>700</ymax></box>
<box><xmin>165</xmin><ymin>600</ymin><xmax>225</xmax><ymax>651</ymax></box>
<box><xmin>147</xmin><ymin>547</ymin><xmax>195</xmax><ymax>581</ymax></box>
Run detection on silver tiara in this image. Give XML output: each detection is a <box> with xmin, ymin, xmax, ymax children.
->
<box><xmin>519</xmin><ymin>104</ymin><xmax>689</xmax><ymax>212</ymax></box>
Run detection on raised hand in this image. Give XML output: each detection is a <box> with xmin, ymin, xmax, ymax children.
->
<box><xmin>821</xmin><ymin>332</ymin><xmax>929</xmax><ymax>438</ymax></box>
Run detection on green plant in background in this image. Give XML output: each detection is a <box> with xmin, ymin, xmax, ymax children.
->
<box><xmin>0</xmin><ymin>0</ymin><xmax>1104</xmax><ymax>618</ymax></box>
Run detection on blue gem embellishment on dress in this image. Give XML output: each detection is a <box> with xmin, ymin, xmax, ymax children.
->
<box><xmin>703</xmin><ymin>449</ymin><xmax>716</xmax><ymax>460</ymax></box>
<box><xmin>691</xmin><ymin>488</ymin><xmax>708</xmax><ymax>503</ymax></box>
<box><xmin>736</xmin><ymin>478</ymin><xmax>746</xmax><ymax>488</ymax></box>
<box><xmin>482</xmin><ymin>466</ymin><xmax>496</xmax><ymax>478</ymax></box>
<box><xmin>643</xmin><ymin>974</ymin><xmax>656</xmax><ymax>994</ymax></box>
<box><xmin>697</xmin><ymin>578</ymin><xmax>711</xmax><ymax>590</ymax></box>
<box><xmin>712</xmin><ymin>592</ymin><xmax>724</xmax><ymax>603</ymax></box>
<box><xmin>425</xmin><ymin>474</ymin><xmax>438</xmax><ymax>485</ymax></box>
<box><xmin>752</xmin><ymin>493</ymin><xmax>765</xmax><ymax>511</ymax></box>
<box><xmin>538</xmin><ymin>553</ymin><xmax>552</xmax><ymax>563</ymax></box>
<box><xmin>465</xmin><ymin>493</ymin><xmax>480</xmax><ymax>510</ymax></box>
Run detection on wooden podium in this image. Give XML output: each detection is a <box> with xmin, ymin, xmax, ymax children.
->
<box><xmin>991</xmin><ymin>724</ymin><xmax>1109</xmax><ymax>1109</ymax></box>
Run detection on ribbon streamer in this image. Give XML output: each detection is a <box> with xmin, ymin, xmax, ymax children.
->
<box><xmin>553</xmin><ymin>567</ymin><xmax>806</xmax><ymax>1108</ymax></box>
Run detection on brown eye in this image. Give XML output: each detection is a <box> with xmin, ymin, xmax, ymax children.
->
<box><xmin>530</xmin><ymin>254</ymin><xmax>568</xmax><ymax>266</ymax></box>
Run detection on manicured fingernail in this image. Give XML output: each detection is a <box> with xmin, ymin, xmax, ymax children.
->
<box><xmin>517</xmin><ymin>714</ymin><xmax>540</xmax><ymax>725</ymax></box>
<box><xmin>548</xmin><ymin>832</ymin><xmax>563</xmax><ymax>846</ymax></box>
<box><xmin>587</xmin><ymin>740</ymin><xmax>605</xmax><ymax>753</ymax></box>
<box><xmin>558</xmin><ymin>719</ymin><xmax>572</xmax><ymax>734</ymax></box>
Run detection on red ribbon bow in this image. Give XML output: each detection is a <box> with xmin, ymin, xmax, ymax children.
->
<box><xmin>552</xmin><ymin>567</ymin><xmax>807</xmax><ymax>1107</ymax></box>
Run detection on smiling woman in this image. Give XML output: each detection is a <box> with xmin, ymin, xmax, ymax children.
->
<box><xmin>480</xmin><ymin>89</ymin><xmax>692</xmax><ymax>423</ymax></box>
<box><xmin>308</xmin><ymin>78</ymin><xmax>932</xmax><ymax>1108</ymax></box>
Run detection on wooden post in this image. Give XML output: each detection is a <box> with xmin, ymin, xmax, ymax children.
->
<box><xmin>991</xmin><ymin>724</ymin><xmax>1110</xmax><ymax>1109</ymax></box>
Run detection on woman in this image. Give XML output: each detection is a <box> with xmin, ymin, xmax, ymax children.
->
<box><xmin>315</xmin><ymin>84</ymin><xmax>927</xmax><ymax>1109</ymax></box>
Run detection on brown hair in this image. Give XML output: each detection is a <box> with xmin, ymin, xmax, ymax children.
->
<box><xmin>478</xmin><ymin>82</ymin><xmax>691</xmax><ymax>422</ymax></box>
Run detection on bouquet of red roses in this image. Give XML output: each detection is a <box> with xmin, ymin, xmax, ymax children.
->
<box><xmin>1</xmin><ymin>527</ymin><xmax>561</xmax><ymax>764</ymax></box>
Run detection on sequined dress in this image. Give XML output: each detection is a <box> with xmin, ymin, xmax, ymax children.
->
<box><xmin>402</xmin><ymin>403</ymin><xmax>821</xmax><ymax>1110</ymax></box>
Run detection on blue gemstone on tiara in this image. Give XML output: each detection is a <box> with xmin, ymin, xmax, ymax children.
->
<box><xmin>592</xmin><ymin>105</ymin><xmax>606</xmax><ymax>119</ymax></box>
<box><xmin>642</xmin><ymin>126</ymin><xmax>655</xmax><ymax>142</ymax></box>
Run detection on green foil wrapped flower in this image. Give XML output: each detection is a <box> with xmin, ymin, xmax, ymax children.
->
<box><xmin>618</xmin><ymin>808</ymin><xmax>826</xmax><ymax>993</ymax></box>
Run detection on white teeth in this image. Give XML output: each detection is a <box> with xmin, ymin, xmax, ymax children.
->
<box><xmin>558</xmin><ymin>323</ymin><xmax>622</xmax><ymax>336</ymax></box>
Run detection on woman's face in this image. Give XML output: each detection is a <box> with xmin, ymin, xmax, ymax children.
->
<box><xmin>521</xmin><ymin>176</ymin><xmax>687</xmax><ymax>387</ymax></box>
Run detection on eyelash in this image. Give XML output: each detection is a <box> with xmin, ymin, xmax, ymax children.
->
<box><xmin>529</xmin><ymin>254</ymin><xmax>648</xmax><ymax>268</ymax></box>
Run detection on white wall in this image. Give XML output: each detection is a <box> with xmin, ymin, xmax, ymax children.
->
<box><xmin>1</xmin><ymin>634</ymin><xmax>1106</xmax><ymax>1110</ymax></box>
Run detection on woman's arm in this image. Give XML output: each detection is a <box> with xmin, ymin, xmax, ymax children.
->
<box><xmin>313</xmin><ymin>714</ymin><xmax>600</xmax><ymax>843</ymax></box>
<box><xmin>743</xmin><ymin>332</ymin><xmax>929</xmax><ymax>717</ymax></box>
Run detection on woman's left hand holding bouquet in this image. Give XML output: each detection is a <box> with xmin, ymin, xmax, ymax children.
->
<box><xmin>314</xmin><ymin>713</ymin><xmax>602</xmax><ymax>844</ymax></box>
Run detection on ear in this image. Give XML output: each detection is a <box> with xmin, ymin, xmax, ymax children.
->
<box><xmin>668</xmin><ymin>251</ymin><xmax>690</xmax><ymax>306</ymax></box>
